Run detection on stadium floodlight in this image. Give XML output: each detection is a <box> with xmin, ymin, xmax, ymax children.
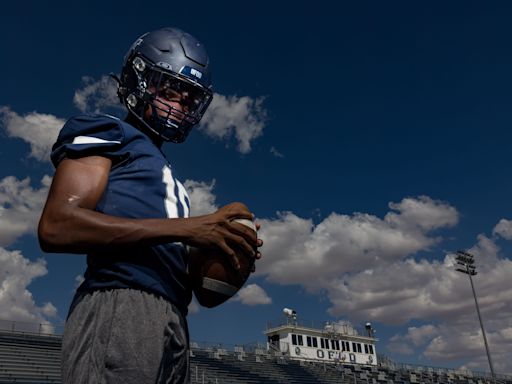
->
<box><xmin>454</xmin><ymin>250</ymin><xmax>496</xmax><ymax>383</ymax></box>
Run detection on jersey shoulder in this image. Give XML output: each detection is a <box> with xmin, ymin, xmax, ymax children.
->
<box><xmin>51</xmin><ymin>114</ymin><xmax>141</xmax><ymax>167</ymax></box>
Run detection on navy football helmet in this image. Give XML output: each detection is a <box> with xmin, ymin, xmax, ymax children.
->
<box><xmin>117</xmin><ymin>28</ymin><xmax>213</xmax><ymax>142</ymax></box>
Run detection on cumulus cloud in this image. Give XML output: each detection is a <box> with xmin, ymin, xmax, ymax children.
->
<box><xmin>493</xmin><ymin>218</ymin><xmax>512</xmax><ymax>240</ymax></box>
<box><xmin>184</xmin><ymin>179</ymin><xmax>218</xmax><ymax>216</ymax></box>
<box><xmin>386</xmin><ymin>196</ymin><xmax>458</xmax><ymax>232</ymax></box>
<box><xmin>388</xmin><ymin>321</ymin><xmax>512</xmax><ymax>374</ymax></box>
<box><xmin>270</xmin><ymin>146</ymin><xmax>284</xmax><ymax>158</ymax></box>
<box><xmin>74</xmin><ymin>274</ymin><xmax>85</xmax><ymax>290</ymax></box>
<box><xmin>232</xmin><ymin>284</ymin><xmax>272</xmax><ymax>305</ymax></box>
<box><xmin>256</xmin><ymin>196</ymin><xmax>459</xmax><ymax>288</ymax></box>
<box><xmin>199</xmin><ymin>93</ymin><xmax>266</xmax><ymax>153</ymax></box>
<box><xmin>375</xmin><ymin>232</ymin><xmax>512</xmax><ymax>373</ymax></box>
<box><xmin>0</xmin><ymin>175</ymin><xmax>52</xmax><ymax>246</ymax></box>
<box><xmin>388</xmin><ymin>325</ymin><xmax>439</xmax><ymax>355</ymax></box>
<box><xmin>188</xmin><ymin>298</ymin><xmax>200</xmax><ymax>315</ymax></box>
<box><xmin>0</xmin><ymin>248</ymin><xmax>57</xmax><ymax>331</ymax></box>
<box><xmin>73</xmin><ymin>75</ymin><xmax>122</xmax><ymax>113</ymax></box>
<box><xmin>387</xmin><ymin>341</ymin><xmax>415</xmax><ymax>355</ymax></box>
<box><xmin>254</xmin><ymin>196</ymin><xmax>512</xmax><ymax>372</ymax></box>
<box><xmin>0</xmin><ymin>106</ymin><xmax>63</xmax><ymax>162</ymax></box>
<box><xmin>325</xmin><ymin>257</ymin><xmax>472</xmax><ymax>323</ymax></box>
<box><xmin>405</xmin><ymin>325</ymin><xmax>439</xmax><ymax>346</ymax></box>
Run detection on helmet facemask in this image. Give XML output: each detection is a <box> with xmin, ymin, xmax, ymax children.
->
<box><xmin>123</xmin><ymin>56</ymin><xmax>213</xmax><ymax>143</ymax></box>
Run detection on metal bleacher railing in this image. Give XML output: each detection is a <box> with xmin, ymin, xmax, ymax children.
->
<box><xmin>0</xmin><ymin>319</ymin><xmax>64</xmax><ymax>337</ymax></box>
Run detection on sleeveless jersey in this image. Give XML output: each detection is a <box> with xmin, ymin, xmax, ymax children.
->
<box><xmin>51</xmin><ymin>114</ymin><xmax>192</xmax><ymax>314</ymax></box>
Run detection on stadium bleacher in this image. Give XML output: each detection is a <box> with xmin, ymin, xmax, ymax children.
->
<box><xmin>0</xmin><ymin>331</ymin><xmax>61</xmax><ymax>384</ymax></box>
<box><xmin>0</xmin><ymin>328</ymin><xmax>510</xmax><ymax>384</ymax></box>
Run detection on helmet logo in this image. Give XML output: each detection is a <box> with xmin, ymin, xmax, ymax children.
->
<box><xmin>190</xmin><ymin>68</ymin><xmax>203</xmax><ymax>79</ymax></box>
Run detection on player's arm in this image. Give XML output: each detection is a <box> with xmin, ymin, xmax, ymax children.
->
<box><xmin>38</xmin><ymin>156</ymin><xmax>258</xmax><ymax>259</ymax></box>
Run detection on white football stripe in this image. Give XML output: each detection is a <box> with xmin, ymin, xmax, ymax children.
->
<box><xmin>72</xmin><ymin>135</ymin><xmax>121</xmax><ymax>145</ymax></box>
<box><xmin>233</xmin><ymin>218</ymin><xmax>256</xmax><ymax>232</ymax></box>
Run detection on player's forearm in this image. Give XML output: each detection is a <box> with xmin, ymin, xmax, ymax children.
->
<box><xmin>38</xmin><ymin>205</ymin><xmax>190</xmax><ymax>254</ymax></box>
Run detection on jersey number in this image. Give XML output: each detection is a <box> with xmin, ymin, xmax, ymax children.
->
<box><xmin>162</xmin><ymin>165</ymin><xmax>190</xmax><ymax>218</ymax></box>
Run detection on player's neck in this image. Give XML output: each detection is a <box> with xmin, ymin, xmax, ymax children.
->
<box><xmin>124</xmin><ymin>114</ymin><xmax>164</xmax><ymax>148</ymax></box>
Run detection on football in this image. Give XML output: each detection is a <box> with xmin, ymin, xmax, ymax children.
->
<box><xmin>188</xmin><ymin>218</ymin><xmax>257</xmax><ymax>308</ymax></box>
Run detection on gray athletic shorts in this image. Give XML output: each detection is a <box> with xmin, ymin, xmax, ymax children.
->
<box><xmin>62</xmin><ymin>289</ymin><xmax>189</xmax><ymax>384</ymax></box>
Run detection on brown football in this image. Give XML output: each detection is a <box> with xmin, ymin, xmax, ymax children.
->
<box><xmin>188</xmin><ymin>218</ymin><xmax>257</xmax><ymax>308</ymax></box>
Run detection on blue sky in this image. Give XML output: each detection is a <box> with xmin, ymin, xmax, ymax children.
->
<box><xmin>1</xmin><ymin>0</ymin><xmax>512</xmax><ymax>374</ymax></box>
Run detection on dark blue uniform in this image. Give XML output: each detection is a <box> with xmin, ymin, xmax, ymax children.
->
<box><xmin>52</xmin><ymin>113</ymin><xmax>192</xmax><ymax>314</ymax></box>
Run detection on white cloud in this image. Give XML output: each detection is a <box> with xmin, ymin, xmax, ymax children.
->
<box><xmin>324</xmin><ymin>238</ymin><xmax>512</xmax><ymax>324</ymax></box>
<box><xmin>232</xmin><ymin>284</ymin><xmax>272</xmax><ymax>305</ymax></box>
<box><xmin>254</xmin><ymin>197</ymin><xmax>512</xmax><ymax>372</ymax></box>
<box><xmin>387</xmin><ymin>322</ymin><xmax>512</xmax><ymax>374</ymax></box>
<box><xmin>188</xmin><ymin>298</ymin><xmax>200</xmax><ymax>315</ymax></box>
<box><xmin>184</xmin><ymin>179</ymin><xmax>218</xmax><ymax>216</ymax></box>
<box><xmin>371</xmin><ymin>232</ymin><xmax>512</xmax><ymax>373</ymax></box>
<box><xmin>386</xmin><ymin>195</ymin><xmax>458</xmax><ymax>232</ymax></box>
<box><xmin>0</xmin><ymin>106</ymin><xmax>63</xmax><ymax>162</ymax></box>
<box><xmin>256</xmin><ymin>196</ymin><xmax>459</xmax><ymax>288</ymax></box>
<box><xmin>0</xmin><ymin>248</ymin><xmax>57</xmax><ymax>329</ymax></box>
<box><xmin>73</xmin><ymin>75</ymin><xmax>122</xmax><ymax>113</ymax></box>
<box><xmin>326</xmin><ymin>257</ymin><xmax>465</xmax><ymax>323</ymax></box>
<box><xmin>74</xmin><ymin>274</ymin><xmax>85</xmax><ymax>290</ymax></box>
<box><xmin>492</xmin><ymin>218</ymin><xmax>512</xmax><ymax>240</ymax></box>
<box><xmin>388</xmin><ymin>325</ymin><xmax>439</xmax><ymax>355</ymax></box>
<box><xmin>405</xmin><ymin>325</ymin><xmax>439</xmax><ymax>346</ymax></box>
<box><xmin>387</xmin><ymin>341</ymin><xmax>415</xmax><ymax>355</ymax></box>
<box><xmin>0</xmin><ymin>175</ymin><xmax>52</xmax><ymax>246</ymax></box>
<box><xmin>270</xmin><ymin>146</ymin><xmax>284</xmax><ymax>158</ymax></box>
<box><xmin>199</xmin><ymin>93</ymin><xmax>266</xmax><ymax>153</ymax></box>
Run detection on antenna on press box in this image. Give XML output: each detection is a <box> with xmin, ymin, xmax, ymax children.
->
<box><xmin>365</xmin><ymin>322</ymin><xmax>375</xmax><ymax>338</ymax></box>
<box><xmin>283</xmin><ymin>308</ymin><xmax>297</xmax><ymax>325</ymax></box>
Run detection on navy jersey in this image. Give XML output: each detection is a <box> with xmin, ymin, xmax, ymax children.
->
<box><xmin>51</xmin><ymin>114</ymin><xmax>192</xmax><ymax>314</ymax></box>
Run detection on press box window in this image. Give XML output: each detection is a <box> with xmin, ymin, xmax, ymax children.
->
<box><xmin>292</xmin><ymin>334</ymin><xmax>297</xmax><ymax>345</ymax></box>
<box><xmin>298</xmin><ymin>335</ymin><xmax>303</xmax><ymax>346</ymax></box>
<box><xmin>364</xmin><ymin>344</ymin><xmax>369</xmax><ymax>354</ymax></box>
<box><xmin>369</xmin><ymin>345</ymin><xmax>374</xmax><ymax>354</ymax></box>
<box><xmin>312</xmin><ymin>337</ymin><xmax>318</xmax><ymax>348</ymax></box>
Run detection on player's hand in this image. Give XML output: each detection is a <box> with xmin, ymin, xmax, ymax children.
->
<box><xmin>182</xmin><ymin>202</ymin><xmax>258</xmax><ymax>268</ymax></box>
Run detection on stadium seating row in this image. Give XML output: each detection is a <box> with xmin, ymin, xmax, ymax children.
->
<box><xmin>0</xmin><ymin>330</ymin><xmax>510</xmax><ymax>384</ymax></box>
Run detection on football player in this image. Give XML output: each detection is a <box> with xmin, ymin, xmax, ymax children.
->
<box><xmin>38</xmin><ymin>27</ymin><xmax>262</xmax><ymax>384</ymax></box>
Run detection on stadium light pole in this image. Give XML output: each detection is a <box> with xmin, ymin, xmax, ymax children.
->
<box><xmin>455</xmin><ymin>250</ymin><xmax>496</xmax><ymax>383</ymax></box>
